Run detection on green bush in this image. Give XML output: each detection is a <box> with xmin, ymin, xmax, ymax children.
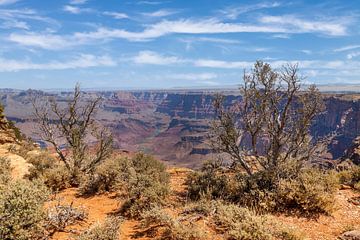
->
<box><xmin>25</xmin><ymin>151</ymin><xmax>72</xmax><ymax>191</ymax></box>
<box><xmin>142</xmin><ymin>206</ymin><xmax>205</xmax><ymax>240</ymax></box>
<box><xmin>0</xmin><ymin>180</ymin><xmax>49</xmax><ymax>240</ymax></box>
<box><xmin>79</xmin><ymin>158</ymin><xmax>122</xmax><ymax>195</ymax></box>
<box><xmin>77</xmin><ymin>216</ymin><xmax>122</xmax><ymax>240</ymax></box>
<box><xmin>119</xmin><ymin>153</ymin><xmax>170</xmax><ymax>219</ymax></box>
<box><xmin>26</xmin><ymin>152</ymin><xmax>57</xmax><ymax>180</ymax></box>
<box><xmin>186</xmin><ymin>165</ymin><xmax>337</xmax><ymax>216</ymax></box>
<box><xmin>0</xmin><ymin>157</ymin><xmax>12</xmax><ymax>186</ymax></box>
<box><xmin>183</xmin><ymin>200</ymin><xmax>271</xmax><ymax>240</ymax></box>
<box><xmin>43</xmin><ymin>165</ymin><xmax>72</xmax><ymax>191</ymax></box>
<box><xmin>276</xmin><ymin>168</ymin><xmax>338</xmax><ymax>215</ymax></box>
<box><xmin>338</xmin><ymin>166</ymin><xmax>360</xmax><ymax>190</ymax></box>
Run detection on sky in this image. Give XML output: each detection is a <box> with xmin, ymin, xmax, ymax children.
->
<box><xmin>0</xmin><ymin>0</ymin><xmax>359</xmax><ymax>90</ymax></box>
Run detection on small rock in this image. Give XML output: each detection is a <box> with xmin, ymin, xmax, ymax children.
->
<box><xmin>340</xmin><ymin>184</ymin><xmax>352</xmax><ymax>190</ymax></box>
<box><xmin>339</xmin><ymin>230</ymin><xmax>360</xmax><ymax>240</ymax></box>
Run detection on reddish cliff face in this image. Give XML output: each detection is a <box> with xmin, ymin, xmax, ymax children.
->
<box><xmin>2</xmin><ymin>90</ymin><xmax>360</xmax><ymax>168</ymax></box>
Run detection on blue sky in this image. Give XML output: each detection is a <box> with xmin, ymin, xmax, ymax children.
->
<box><xmin>0</xmin><ymin>0</ymin><xmax>359</xmax><ymax>89</ymax></box>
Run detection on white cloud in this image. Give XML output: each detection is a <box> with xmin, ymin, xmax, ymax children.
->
<box><xmin>133</xmin><ymin>51</ymin><xmax>184</xmax><ymax>65</ymax></box>
<box><xmin>0</xmin><ymin>8</ymin><xmax>59</xmax><ymax>29</ymax></box>
<box><xmin>8</xmin><ymin>15</ymin><xmax>352</xmax><ymax>49</ymax></box>
<box><xmin>334</xmin><ymin>45</ymin><xmax>360</xmax><ymax>52</ymax></box>
<box><xmin>347</xmin><ymin>51</ymin><xmax>360</xmax><ymax>59</ymax></box>
<box><xmin>169</xmin><ymin>73</ymin><xmax>218</xmax><ymax>80</ymax></box>
<box><xmin>180</xmin><ymin>37</ymin><xmax>241</xmax><ymax>44</ymax></box>
<box><xmin>63</xmin><ymin>5</ymin><xmax>93</xmax><ymax>14</ymax></box>
<box><xmin>142</xmin><ymin>9</ymin><xmax>178</xmax><ymax>17</ymax></box>
<box><xmin>259</xmin><ymin>15</ymin><xmax>348</xmax><ymax>36</ymax></box>
<box><xmin>69</xmin><ymin>0</ymin><xmax>87</xmax><ymax>4</ymax></box>
<box><xmin>8</xmin><ymin>32</ymin><xmax>73</xmax><ymax>50</ymax></box>
<box><xmin>194</xmin><ymin>59</ymin><xmax>253</xmax><ymax>69</ymax></box>
<box><xmin>220</xmin><ymin>2</ymin><xmax>282</xmax><ymax>20</ymax></box>
<box><xmin>0</xmin><ymin>54</ymin><xmax>116</xmax><ymax>72</ymax></box>
<box><xmin>103</xmin><ymin>11</ymin><xmax>129</xmax><ymax>19</ymax></box>
<box><xmin>0</xmin><ymin>0</ymin><xmax>18</xmax><ymax>5</ymax></box>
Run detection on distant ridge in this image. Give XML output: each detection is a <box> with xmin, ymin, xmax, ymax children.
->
<box><xmin>1</xmin><ymin>83</ymin><xmax>360</xmax><ymax>93</ymax></box>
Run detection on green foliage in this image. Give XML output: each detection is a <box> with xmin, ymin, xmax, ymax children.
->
<box><xmin>0</xmin><ymin>157</ymin><xmax>12</xmax><ymax>186</ymax></box>
<box><xmin>26</xmin><ymin>152</ymin><xmax>57</xmax><ymax>180</ymax></box>
<box><xmin>186</xmin><ymin>163</ymin><xmax>337</xmax><ymax>216</ymax></box>
<box><xmin>276</xmin><ymin>168</ymin><xmax>337</xmax><ymax>215</ymax></box>
<box><xmin>338</xmin><ymin>166</ymin><xmax>360</xmax><ymax>190</ymax></box>
<box><xmin>8</xmin><ymin>120</ymin><xmax>23</xmax><ymax>141</ymax></box>
<box><xmin>77</xmin><ymin>217</ymin><xmax>122</xmax><ymax>240</ymax></box>
<box><xmin>26</xmin><ymin>151</ymin><xmax>71</xmax><ymax>191</ymax></box>
<box><xmin>43</xmin><ymin>165</ymin><xmax>72</xmax><ymax>191</ymax></box>
<box><xmin>183</xmin><ymin>200</ymin><xmax>271</xmax><ymax>240</ymax></box>
<box><xmin>0</xmin><ymin>180</ymin><xmax>49</xmax><ymax>240</ymax></box>
<box><xmin>141</xmin><ymin>206</ymin><xmax>206</xmax><ymax>240</ymax></box>
<box><xmin>119</xmin><ymin>153</ymin><xmax>170</xmax><ymax>219</ymax></box>
<box><xmin>79</xmin><ymin>158</ymin><xmax>122</xmax><ymax>195</ymax></box>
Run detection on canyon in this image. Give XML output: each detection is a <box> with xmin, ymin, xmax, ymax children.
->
<box><xmin>1</xmin><ymin>89</ymin><xmax>360</xmax><ymax>168</ymax></box>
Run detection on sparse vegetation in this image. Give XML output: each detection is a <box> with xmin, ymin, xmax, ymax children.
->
<box><xmin>338</xmin><ymin>166</ymin><xmax>360</xmax><ymax>190</ymax></box>
<box><xmin>46</xmin><ymin>200</ymin><xmax>88</xmax><ymax>233</ymax></box>
<box><xmin>0</xmin><ymin>157</ymin><xmax>12</xmax><ymax>186</ymax></box>
<box><xmin>32</xmin><ymin>84</ymin><xmax>113</xmax><ymax>185</ymax></box>
<box><xmin>0</xmin><ymin>180</ymin><xmax>49</xmax><ymax>240</ymax></box>
<box><xmin>77</xmin><ymin>216</ymin><xmax>122</xmax><ymax>240</ymax></box>
<box><xmin>119</xmin><ymin>153</ymin><xmax>170</xmax><ymax>218</ymax></box>
<box><xmin>141</xmin><ymin>206</ymin><xmax>206</xmax><ymax>240</ymax></box>
<box><xmin>79</xmin><ymin>157</ymin><xmax>122</xmax><ymax>195</ymax></box>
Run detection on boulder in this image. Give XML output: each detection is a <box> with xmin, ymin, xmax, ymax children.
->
<box><xmin>339</xmin><ymin>230</ymin><xmax>360</xmax><ymax>240</ymax></box>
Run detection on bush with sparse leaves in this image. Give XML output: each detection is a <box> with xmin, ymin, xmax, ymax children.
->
<box><xmin>0</xmin><ymin>180</ymin><xmax>49</xmax><ymax>240</ymax></box>
<box><xmin>77</xmin><ymin>216</ymin><xmax>122</xmax><ymax>240</ymax></box>
<box><xmin>141</xmin><ymin>206</ymin><xmax>206</xmax><ymax>240</ymax></box>
<box><xmin>46</xmin><ymin>200</ymin><xmax>88</xmax><ymax>234</ymax></box>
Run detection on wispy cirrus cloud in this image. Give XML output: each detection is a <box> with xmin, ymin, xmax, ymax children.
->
<box><xmin>0</xmin><ymin>0</ymin><xmax>19</xmax><ymax>5</ymax></box>
<box><xmin>259</xmin><ymin>15</ymin><xmax>349</xmax><ymax>36</ymax></box>
<box><xmin>334</xmin><ymin>45</ymin><xmax>360</xmax><ymax>52</ymax></box>
<box><xmin>0</xmin><ymin>54</ymin><xmax>116</xmax><ymax>72</ymax></box>
<box><xmin>103</xmin><ymin>11</ymin><xmax>129</xmax><ymax>19</ymax></box>
<box><xmin>69</xmin><ymin>0</ymin><xmax>88</xmax><ymax>5</ymax></box>
<box><xmin>7</xmin><ymin>13</ymin><xmax>354</xmax><ymax>50</ymax></box>
<box><xmin>142</xmin><ymin>9</ymin><xmax>179</xmax><ymax>17</ymax></box>
<box><xmin>219</xmin><ymin>2</ymin><xmax>282</xmax><ymax>20</ymax></box>
<box><xmin>63</xmin><ymin>5</ymin><xmax>93</xmax><ymax>14</ymax></box>
<box><xmin>0</xmin><ymin>8</ymin><xmax>59</xmax><ymax>29</ymax></box>
<box><xmin>8</xmin><ymin>32</ymin><xmax>73</xmax><ymax>49</ymax></box>
<box><xmin>133</xmin><ymin>51</ymin><xmax>185</xmax><ymax>65</ymax></box>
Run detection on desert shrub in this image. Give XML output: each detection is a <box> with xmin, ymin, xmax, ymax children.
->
<box><xmin>338</xmin><ymin>166</ymin><xmax>360</xmax><ymax>190</ymax></box>
<box><xmin>26</xmin><ymin>151</ymin><xmax>57</xmax><ymax>180</ymax></box>
<box><xmin>25</xmin><ymin>151</ymin><xmax>72</xmax><ymax>191</ymax></box>
<box><xmin>79</xmin><ymin>158</ymin><xmax>122</xmax><ymax>195</ymax></box>
<box><xmin>43</xmin><ymin>165</ymin><xmax>72</xmax><ymax>191</ymax></box>
<box><xmin>77</xmin><ymin>216</ymin><xmax>122</xmax><ymax>240</ymax></box>
<box><xmin>186</xmin><ymin>169</ymin><xmax>233</xmax><ymax>201</ymax></box>
<box><xmin>142</xmin><ymin>206</ymin><xmax>205</xmax><ymax>240</ymax></box>
<box><xmin>46</xmin><ymin>200</ymin><xmax>88</xmax><ymax>233</ymax></box>
<box><xmin>119</xmin><ymin>153</ymin><xmax>170</xmax><ymax>219</ymax></box>
<box><xmin>186</xmin><ymin>164</ymin><xmax>337</xmax><ymax>215</ymax></box>
<box><xmin>183</xmin><ymin>200</ymin><xmax>271</xmax><ymax>240</ymax></box>
<box><xmin>0</xmin><ymin>180</ymin><xmax>49</xmax><ymax>240</ymax></box>
<box><xmin>0</xmin><ymin>157</ymin><xmax>12</xmax><ymax>186</ymax></box>
<box><xmin>276</xmin><ymin>168</ymin><xmax>337</xmax><ymax>215</ymax></box>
